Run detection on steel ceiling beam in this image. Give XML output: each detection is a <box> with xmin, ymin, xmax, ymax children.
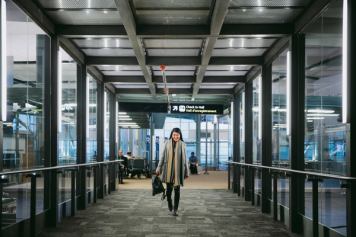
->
<box><xmin>105</xmin><ymin>76</ymin><xmax>244</xmax><ymax>83</ymax></box>
<box><xmin>192</xmin><ymin>0</ymin><xmax>231</xmax><ymax>97</ymax></box>
<box><xmin>114</xmin><ymin>0</ymin><xmax>156</xmax><ymax>95</ymax></box>
<box><xmin>56</xmin><ymin>23</ymin><xmax>292</xmax><ymax>38</ymax></box>
<box><xmin>57</xmin><ymin>25</ymin><xmax>127</xmax><ymax>37</ymax></box>
<box><xmin>88</xmin><ymin>56</ymin><xmax>260</xmax><ymax>66</ymax></box>
<box><xmin>115</xmin><ymin>87</ymin><xmax>234</xmax><ymax>95</ymax></box>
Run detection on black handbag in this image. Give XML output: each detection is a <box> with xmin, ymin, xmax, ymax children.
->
<box><xmin>152</xmin><ymin>175</ymin><xmax>166</xmax><ymax>200</ymax></box>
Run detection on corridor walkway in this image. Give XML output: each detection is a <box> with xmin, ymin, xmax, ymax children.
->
<box><xmin>40</xmin><ymin>188</ymin><xmax>293</xmax><ymax>237</ymax></box>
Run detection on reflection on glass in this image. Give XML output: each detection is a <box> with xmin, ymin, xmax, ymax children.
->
<box><xmin>305</xmin><ymin>179</ymin><xmax>346</xmax><ymax>236</ymax></box>
<box><xmin>218</xmin><ymin>115</ymin><xmax>231</xmax><ymax>170</ymax></box>
<box><xmin>58</xmin><ymin>171</ymin><xmax>72</xmax><ymax>204</ymax></box>
<box><xmin>58</xmin><ymin>48</ymin><xmax>77</xmax><ymax>165</ymax></box>
<box><xmin>252</xmin><ymin>76</ymin><xmax>262</xmax><ymax>164</ymax></box>
<box><xmin>104</xmin><ymin>91</ymin><xmax>110</xmax><ymax>160</ymax></box>
<box><xmin>304</xmin><ymin>0</ymin><xmax>348</xmax><ymax>175</ymax></box>
<box><xmin>272</xmin><ymin>49</ymin><xmax>290</xmax><ymax>167</ymax></box>
<box><xmin>87</xmin><ymin>74</ymin><xmax>97</xmax><ymax>163</ymax></box>
<box><xmin>3</xmin><ymin>0</ymin><xmax>48</xmax><ymax>170</ymax></box>
<box><xmin>2</xmin><ymin>174</ymin><xmax>30</xmax><ymax>226</ymax></box>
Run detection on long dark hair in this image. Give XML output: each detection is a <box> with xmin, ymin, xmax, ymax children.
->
<box><xmin>169</xmin><ymin>127</ymin><xmax>184</xmax><ymax>141</ymax></box>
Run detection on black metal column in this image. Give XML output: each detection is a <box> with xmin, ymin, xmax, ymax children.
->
<box><xmin>261</xmin><ymin>63</ymin><xmax>272</xmax><ymax>214</ymax></box>
<box><xmin>40</xmin><ymin>33</ymin><xmax>51</xmax><ymax>221</ymax></box>
<box><xmin>244</xmin><ymin>81</ymin><xmax>253</xmax><ymax>201</ymax></box>
<box><xmin>97</xmin><ymin>82</ymin><xmax>105</xmax><ymax>198</ymax></box>
<box><xmin>77</xmin><ymin>63</ymin><xmax>87</xmax><ymax>210</ymax></box>
<box><xmin>109</xmin><ymin>92</ymin><xmax>117</xmax><ymax>191</ymax></box>
<box><xmin>48</xmin><ymin>35</ymin><xmax>59</xmax><ymax>226</ymax></box>
<box><xmin>289</xmin><ymin>33</ymin><xmax>305</xmax><ymax>234</ymax></box>
<box><xmin>347</xmin><ymin>1</ymin><xmax>356</xmax><ymax>236</ymax></box>
<box><xmin>233</xmin><ymin>95</ymin><xmax>241</xmax><ymax>194</ymax></box>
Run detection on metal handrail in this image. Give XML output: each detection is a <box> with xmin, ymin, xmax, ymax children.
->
<box><xmin>226</xmin><ymin>161</ymin><xmax>356</xmax><ymax>181</ymax></box>
<box><xmin>0</xmin><ymin>160</ymin><xmax>122</xmax><ymax>176</ymax></box>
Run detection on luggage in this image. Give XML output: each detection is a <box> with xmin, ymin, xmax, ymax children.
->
<box><xmin>152</xmin><ymin>175</ymin><xmax>166</xmax><ymax>200</ymax></box>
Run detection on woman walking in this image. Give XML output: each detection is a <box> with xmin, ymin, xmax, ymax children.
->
<box><xmin>156</xmin><ymin>128</ymin><xmax>189</xmax><ymax>216</ymax></box>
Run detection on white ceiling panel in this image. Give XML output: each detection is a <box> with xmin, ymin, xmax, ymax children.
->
<box><xmin>74</xmin><ymin>38</ymin><xmax>132</xmax><ymax>48</ymax></box>
<box><xmin>147</xmin><ymin>49</ymin><xmax>200</xmax><ymax>56</ymax></box>
<box><xmin>212</xmin><ymin>48</ymin><xmax>267</xmax><ymax>57</ymax></box>
<box><xmin>144</xmin><ymin>39</ymin><xmax>203</xmax><ymax>48</ymax></box>
<box><xmin>46</xmin><ymin>10</ymin><xmax>122</xmax><ymax>25</ymax></box>
<box><xmin>82</xmin><ymin>48</ymin><xmax>135</xmax><ymax>56</ymax></box>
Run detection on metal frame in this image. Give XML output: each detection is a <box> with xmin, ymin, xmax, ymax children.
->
<box><xmin>347</xmin><ymin>1</ymin><xmax>356</xmax><ymax>236</ymax></box>
<box><xmin>77</xmin><ymin>63</ymin><xmax>87</xmax><ymax>210</ymax></box>
<box><xmin>114</xmin><ymin>0</ymin><xmax>156</xmax><ymax>95</ymax></box>
<box><xmin>289</xmin><ymin>33</ymin><xmax>305</xmax><ymax>234</ymax></box>
<box><xmin>97</xmin><ymin>81</ymin><xmax>105</xmax><ymax>198</ymax></box>
<box><xmin>244</xmin><ymin>81</ymin><xmax>253</xmax><ymax>201</ymax></box>
<box><xmin>261</xmin><ymin>63</ymin><xmax>272</xmax><ymax>214</ymax></box>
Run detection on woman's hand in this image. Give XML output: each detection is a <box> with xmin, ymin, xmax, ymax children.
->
<box><xmin>156</xmin><ymin>170</ymin><xmax>160</xmax><ymax>176</ymax></box>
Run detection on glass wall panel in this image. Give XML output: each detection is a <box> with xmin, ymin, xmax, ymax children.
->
<box><xmin>218</xmin><ymin>115</ymin><xmax>231</xmax><ymax>170</ymax></box>
<box><xmin>201</xmin><ymin>115</ymin><xmax>217</xmax><ymax>169</ymax></box>
<box><xmin>104</xmin><ymin>91</ymin><xmax>110</xmax><ymax>160</ymax></box>
<box><xmin>58</xmin><ymin>48</ymin><xmax>77</xmax><ymax>165</ymax></box>
<box><xmin>87</xmin><ymin>74</ymin><xmax>97</xmax><ymax>163</ymax></box>
<box><xmin>304</xmin><ymin>0</ymin><xmax>348</xmax><ymax>175</ymax></box>
<box><xmin>305</xmin><ymin>179</ymin><xmax>346</xmax><ymax>236</ymax></box>
<box><xmin>120</xmin><ymin>128</ymin><xmax>148</xmax><ymax>159</ymax></box>
<box><xmin>3</xmin><ymin>0</ymin><xmax>48</xmax><ymax>170</ymax></box>
<box><xmin>252</xmin><ymin>76</ymin><xmax>262</xmax><ymax>164</ymax></box>
<box><xmin>153</xmin><ymin>114</ymin><xmax>197</xmax><ymax>169</ymax></box>
<box><xmin>272</xmin><ymin>49</ymin><xmax>290</xmax><ymax>167</ymax></box>
<box><xmin>1</xmin><ymin>1</ymin><xmax>48</xmax><ymax>227</ymax></box>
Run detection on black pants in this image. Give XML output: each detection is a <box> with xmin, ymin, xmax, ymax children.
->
<box><xmin>166</xmin><ymin>183</ymin><xmax>180</xmax><ymax>211</ymax></box>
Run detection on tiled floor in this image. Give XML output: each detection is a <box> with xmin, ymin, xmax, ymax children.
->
<box><xmin>39</xmin><ymin>189</ymin><xmax>293</xmax><ymax>237</ymax></box>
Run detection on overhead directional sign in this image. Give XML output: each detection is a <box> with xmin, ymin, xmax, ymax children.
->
<box><xmin>170</xmin><ymin>104</ymin><xmax>223</xmax><ymax>114</ymax></box>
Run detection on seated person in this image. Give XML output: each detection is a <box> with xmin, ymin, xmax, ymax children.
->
<box><xmin>126</xmin><ymin>151</ymin><xmax>134</xmax><ymax>159</ymax></box>
<box><xmin>189</xmin><ymin>152</ymin><xmax>199</xmax><ymax>174</ymax></box>
<box><xmin>118</xmin><ymin>149</ymin><xmax>128</xmax><ymax>182</ymax></box>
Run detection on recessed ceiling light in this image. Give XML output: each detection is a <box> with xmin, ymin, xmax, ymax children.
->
<box><xmin>86</xmin><ymin>10</ymin><xmax>90</xmax><ymax>14</ymax></box>
<box><xmin>103</xmin><ymin>10</ymin><xmax>108</xmax><ymax>14</ymax></box>
<box><xmin>258</xmin><ymin>8</ymin><xmax>264</xmax><ymax>12</ymax></box>
<box><xmin>242</xmin><ymin>8</ymin><xmax>247</xmax><ymax>12</ymax></box>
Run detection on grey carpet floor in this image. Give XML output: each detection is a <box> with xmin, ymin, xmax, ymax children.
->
<box><xmin>39</xmin><ymin>189</ymin><xmax>293</xmax><ymax>237</ymax></box>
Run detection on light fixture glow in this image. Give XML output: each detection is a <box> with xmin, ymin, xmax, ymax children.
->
<box><xmin>230</xmin><ymin>65</ymin><xmax>234</xmax><ymax>71</ymax></box>
<box><xmin>241</xmin><ymin>38</ymin><xmax>245</xmax><ymax>48</ymax></box>
<box><xmin>242</xmin><ymin>8</ymin><xmax>247</xmax><ymax>12</ymax></box>
<box><xmin>286</xmin><ymin>51</ymin><xmax>291</xmax><ymax>136</ymax></box>
<box><xmin>229</xmin><ymin>38</ymin><xmax>233</xmax><ymax>47</ymax></box>
<box><xmin>103</xmin><ymin>10</ymin><xmax>108</xmax><ymax>14</ymax></box>
<box><xmin>1</xmin><ymin>0</ymin><xmax>7</xmax><ymax>121</ymax></box>
<box><xmin>103</xmin><ymin>38</ymin><xmax>109</xmax><ymax>48</ymax></box>
<box><xmin>116</xmin><ymin>39</ymin><xmax>120</xmax><ymax>47</ymax></box>
<box><xmin>342</xmin><ymin>0</ymin><xmax>348</xmax><ymax>123</ymax></box>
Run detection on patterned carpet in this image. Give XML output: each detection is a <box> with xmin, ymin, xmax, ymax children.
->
<box><xmin>39</xmin><ymin>189</ymin><xmax>293</xmax><ymax>237</ymax></box>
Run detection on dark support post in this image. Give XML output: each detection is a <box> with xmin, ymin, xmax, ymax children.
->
<box><xmin>233</xmin><ymin>94</ymin><xmax>241</xmax><ymax>194</ymax></box>
<box><xmin>347</xmin><ymin>1</ymin><xmax>356</xmax><ymax>236</ymax></box>
<box><xmin>77</xmin><ymin>63</ymin><xmax>87</xmax><ymax>210</ymax></box>
<box><xmin>93</xmin><ymin>166</ymin><xmax>97</xmax><ymax>203</ymax></box>
<box><xmin>261</xmin><ymin>63</ymin><xmax>272</xmax><ymax>213</ymax></box>
<box><xmin>251</xmin><ymin>168</ymin><xmax>255</xmax><ymax>205</ymax></box>
<box><xmin>97</xmin><ymin>82</ymin><xmax>105</xmax><ymax>198</ymax></box>
<box><xmin>273</xmin><ymin>173</ymin><xmax>278</xmax><ymax>220</ymax></box>
<box><xmin>311</xmin><ymin>178</ymin><xmax>319</xmax><ymax>237</ymax></box>
<box><xmin>0</xmin><ymin>176</ymin><xmax>9</xmax><ymax>237</ymax></box>
<box><xmin>48</xmin><ymin>35</ymin><xmax>59</xmax><ymax>226</ymax></box>
<box><xmin>27</xmin><ymin>173</ymin><xmax>40</xmax><ymax>237</ymax></box>
<box><xmin>196</xmin><ymin>114</ymin><xmax>201</xmax><ymax>164</ymax></box>
<box><xmin>244</xmin><ymin>81</ymin><xmax>253</xmax><ymax>201</ymax></box>
<box><xmin>71</xmin><ymin>170</ymin><xmax>76</xmax><ymax>216</ymax></box>
<box><xmin>109</xmin><ymin>92</ymin><xmax>117</xmax><ymax>191</ymax></box>
<box><xmin>290</xmin><ymin>33</ymin><xmax>305</xmax><ymax>234</ymax></box>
